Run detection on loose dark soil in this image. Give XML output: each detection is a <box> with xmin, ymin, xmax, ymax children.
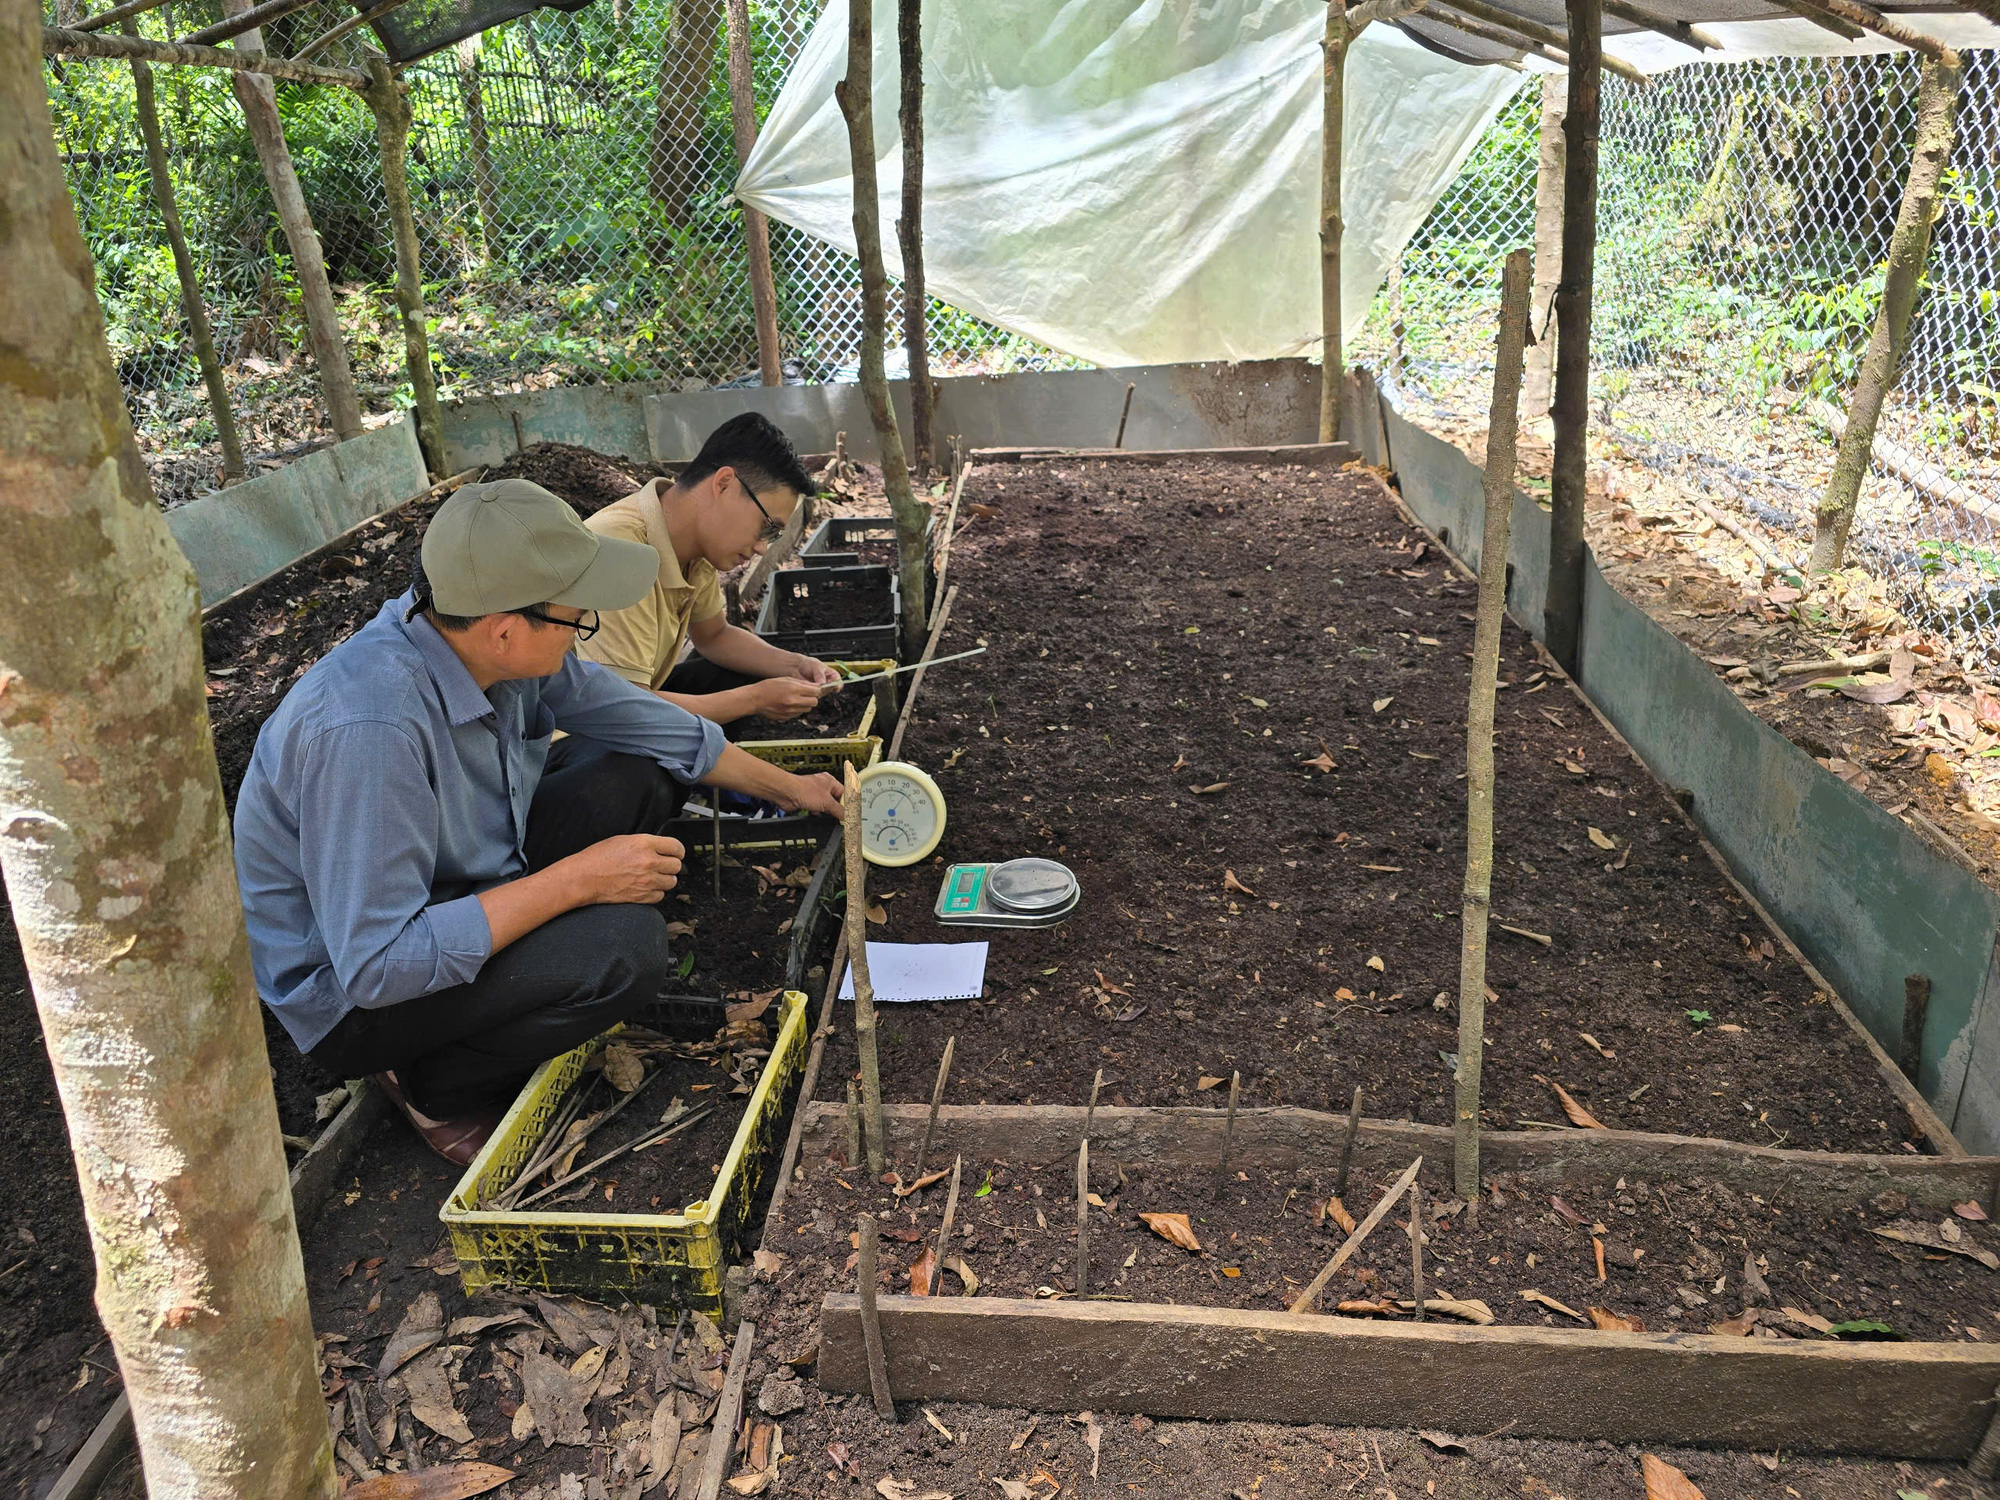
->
<box><xmin>774</xmin><ymin>571</ymin><xmax>898</xmax><ymax>634</ymax></box>
<box><xmin>767</xmin><ymin>1146</ymin><xmax>2000</xmax><ymax>1343</ymax></box>
<box><xmin>814</xmin><ymin>457</ymin><xmax>1917</xmax><ymax>1155</ymax></box>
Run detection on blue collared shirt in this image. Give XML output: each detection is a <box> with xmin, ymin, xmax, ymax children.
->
<box><xmin>234</xmin><ymin>589</ymin><xmax>725</xmax><ymax>1052</ymax></box>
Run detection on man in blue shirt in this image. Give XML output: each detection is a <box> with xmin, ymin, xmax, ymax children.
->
<box><xmin>234</xmin><ymin>478</ymin><xmax>843</xmax><ymax>1164</ymax></box>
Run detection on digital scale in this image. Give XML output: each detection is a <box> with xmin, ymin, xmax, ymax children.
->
<box><xmin>934</xmin><ymin>858</ymin><xmax>1081</xmax><ymax>929</ymax></box>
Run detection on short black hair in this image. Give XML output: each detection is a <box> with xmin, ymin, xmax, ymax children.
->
<box><xmin>678</xmin><ymin>412</ymin><xmax>816</xmax><ymax>500</ymax></box>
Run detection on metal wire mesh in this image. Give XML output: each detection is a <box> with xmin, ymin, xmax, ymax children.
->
<box><xmin>1356</xmin><ymin>51</ymin><xmax>2000</xmax><ymax>663</ymax></box>
<box><xmin>42</xmin><ymin>0</ymin><xmax>1074</xmax><ymax>506</ymax></box>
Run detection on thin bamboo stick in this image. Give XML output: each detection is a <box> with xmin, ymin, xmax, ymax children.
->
<box><xmin>843</xmin><ymin>762</ymin><xmax>886</xmax><ymax>1173</ymax></box>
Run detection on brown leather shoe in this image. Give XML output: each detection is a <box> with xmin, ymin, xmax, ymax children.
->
<box><xmin>373</xmin><ymin>1072</ymin><xmax>502</xmax><ymax>1168</ymax></box>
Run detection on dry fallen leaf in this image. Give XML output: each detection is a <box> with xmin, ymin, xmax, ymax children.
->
<box><xmin>1534</xmin><ymin>1075</ymin><xmax>1606</xmax><ymax>1129</ymax></box>
<box><xmin>1587</xmin><ymin>1306</ymin><xmax>1645</xmax><ymax>1333</ymax></box>
<box><xmin>1956</xmin><ymin>1200</ymin><xmax>1991</xmax><ymax>1222</ymax></box>
<box><xmin>1520</xmin><ymin>1289</ymin><xmax>1589</xmax><ymax>1323</ymax></box>
<box><xmin>866</xmin><ymin>902</ymin><xmax>888</xmax><ymax>925</ymax></box>
<box><xmin>1140</xmin><ymin>1211</ymin><xmax>1202</xmax><ymax>1252</ymax></box>
<box><xmin>878</xmin><ymin>1479</ymin><xmax>952</xmax><ymax>1500</ymax></box>
<box><xmin>1078</xmin><ymin>1411</ymin><xmax>1103</xmax><ymax>1477</ymax></box>
<box><xmin>1578</xmin><ymin>1032</ymin><xmax>1613</xmax><ymax>1059</ymax></box>
<box><xmin>341</xmin><ymin>1464</ymin><xmax>518</xmax><ymax>1500</ymax></box>
<box><xmin>599</xmin><ymin>1042</ymin><xmax>645</xmax><ymax>1093</ymax></box>
<box><xmin>752</xmin><ymin>1248</ymin><xmax>786</xmax><ymax>1279</ymax></box>
<box><xmin>1366</xmin><ymin>955</ymin><xmax>1385</xmax><ymax>972</ymax></box>
<box><xmin>1373</xmin><ymin>697</ymin><xmax>1394</xmax><ymax>713</ymax></box>
<box><xmin>1417</xmin><ymin>1431</ymin><xmax>1470</xmax><ymax>1454</ymax></box>
<box><xmin>909</xmin><ymin>1246</ymin><xmax>937</xmax><ymax>1297</ymax></box>
<box><xmin>894</xmin><ymin>1166</ymin><xmax>952</xmax><ymax>1198</ymax></box>
<box><xmin>1778</xmin><ymin>1305</ymin><xmax>1833</xmax><ymax>1335</ymax></box>
<box><xmin>944</xmin><ymin>1254</ymin><xmax>980</xmax><ymax>1294</ymax></box>
<box><xmin>1198</xmin><ymin>1075</ymin><xmax>1226</xmax><ymax>1091</ymax></box>
<box><xmin>1302</xmin><ymin>742</ymin><xmax>1337</xmax><ymax>773</ymax></box>
<box><xmin>376</xmin><ymin>1291</ymin><xmax>443</xmax><ymax>1378</ymax></box>
<box><xmin>1641</xmin><ymin>1453</ymin><xmax>1707</xmax><ymax>1500</ymax></box>
<box><xmin>1327</xmin><ymin>1197</ymin><xmax>1358</xmax><ymax>1235</ymax></box>
<box><xmin>923</xmin><ymin>1407</ymin><xmax>955</xmax><ymax>1442</ymax></box>
<box><xmin>1191</xmin><ymin>782</ymin><xmax>1233</xmax><ymax>795</ymax></box>
<box><xmin>1587</xmin><ymin>826</ymin><xmax>1616</xmax><ymax>850</ymax></box>
<box><xmin>1222</xmin><ymin>870</ymin><xmax>1257</xmax><ymax>897</ymax></box>
<box><xmin>1710</xmin><ymin>1309</ymin><xmax>1759</xmax><ymax>1336</ymax></box>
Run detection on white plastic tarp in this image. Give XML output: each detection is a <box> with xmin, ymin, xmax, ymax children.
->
<box><xmin>735</xmin><ymin>0</ymin><xmax>1526</xmax><ymax>369</ymax></box>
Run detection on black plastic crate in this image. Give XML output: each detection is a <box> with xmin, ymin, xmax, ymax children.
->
<box><xmin>754</xmin><ymin>563</ymin><xmax>901</xmax><ymax>658</ymax></box>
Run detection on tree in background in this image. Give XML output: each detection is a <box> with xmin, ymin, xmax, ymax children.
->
<box><xmin>0</xmin><ymin>0</ymin><xmax>335</xmax><ymax>1489</ymax></box>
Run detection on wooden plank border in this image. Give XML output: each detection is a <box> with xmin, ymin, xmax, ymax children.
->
<box><xmin>786</xmin><ymin>1102</ymin><xmax>2000</xmax><ymax>1216</ymax></box>
<box><xmin>969</xmin><ymin>441</ymin><xmax>1355</xmax><ymax>468</ymax></box>
<box><xmin>817</xmin><ymin>1294</ymin><xmax>2000</xmax><ymax>1459</ymax></box>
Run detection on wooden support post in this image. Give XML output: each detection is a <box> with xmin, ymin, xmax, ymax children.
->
<box><xmin>1214</xmin><ymin>1070</ymin><xmax>1241</xmax><ymax>1199</ymax></box>
<box><xmin>723</xmin><ymin>0</ymin><xmax>782</xmax><ymax>386</ymax></box>
<box><xmin>362</xmin><ymin>58</ymin><xmax>445</xmax><ymax>479</ymax></box>
<box><xmin>1409</xmin><ymin>1179</ymin><xmax>1426</xmax><ymax>1320</ymax></box>
<box><xmin>845</xmin><ymin>1081</ymin><xmax>863</xmax><ymax>1168</ymax></box>
<box><xmin>896</xmin><ymin>0</ymin><xmax>936</xmax><ymax>475</ymax></box>
<box><xmin>1544</xmin><ymin>0</ymin><xmax>1601</xmax><ymax>676</ymax></box>
<box><xmin>455</xmin><ymin>39</ymin><xmax>503</xmax><ymax>265</ymax></box>
<box><xmin>1455</xmin><ymin>248</ymin><xmax>1534</xmax><ymax>1203</ymax></box>
<box><xmin>217</xmin><ymin>0</ymin><xmax>364</xmax><ymax>442</ymax></box>
<box><xmin>834</xmin><ymin>0</ymin><xmax>929</xmax><ymax>656</ymax></box>
<box><xmin>935</xmin><ymin>1155</ymin><xmax>962</xmax><ymax>1287</ymax></box>
<box><xmin>1317</xmin><ymin>0</ymin><xmax>1349</xmax><ymax>444</ymax></box>
<box><xmin>1114</xmin><ymin>383</ymin><xmax>1135</xmax><ymax>448</ymax></box>
<box><xmin>1809</xmin><ymin>55</ymin><xmax>1962</xmax><ymax>572</ymax></box>
<box><xmin>1335</xmin><ymin>1085</ymin><xmax>1362</xmax><ymax>1199</ymax></box>
<box><xmin>1902</xmin><ymin>973</ymin><xmax>1933</xmax><ymax>1083</ymax></box>
<box><xmin>126</xmin><ymin>24</ymin><xmax>244</xmax><ymax>481</ymax></box>
<box><xmin>914</xmin><ymin>1035</ymin><xmax>954</xmax><ymax>1180</ymax></box>
<box><xmin>1522</xmin><ymin>75</ymin><xmax>1564</xmax><ymax>421</ymax></box>
<box><xmin>856</xmin><ymin>1217</ymin><xmax>894</xmax><ymax>1418</ymax></box>
<box><xmin>695</xmin><ymin>1319</ymin><xmax>756</xmax><ymax>1500</ymax></box>
<box><xmin>843</xmin><ymin>762</ymin><xmax>886</xmax><ymax>1173</ymax></box>
<box><xmin>1074</xmin><ymin>1138</ymin><xmax>1090</xmax><ymax>1297</ymax></box>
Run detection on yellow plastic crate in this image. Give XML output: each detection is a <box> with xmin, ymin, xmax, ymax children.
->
<box><xmin>440</xmin><ymin>990</ymin><xmax>808</xmax><ymax>1315</ymax></box>
<box><xmin>738</xmin><ymin>734</ymin><xmax>880</xmax><ymax>775</ymax></box>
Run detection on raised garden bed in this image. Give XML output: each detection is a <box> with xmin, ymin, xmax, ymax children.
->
<box><xmin>809</xmin><ymin>453</ymin><xmax>1927</xmax><ymax>1154</ymax></box>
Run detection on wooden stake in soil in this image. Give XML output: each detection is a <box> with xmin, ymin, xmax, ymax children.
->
<box><xmin>711</xmin><ymin>798</ymin><xmax>723</xmax><ymax>902</ymax></box>
<box><xmin>935</xmin><ymin>1155</ymin><xmax>963</xmax><ymax>1288</ymax></box>
<box><xmin>1968</xmin><ymin>1382</ymin><xmax>2000</xmax><ymax>1478</ymax></box>
<box><xmin>1075</xmin><ymin>1138</ymin><xmax>1091</xmax><ymax>1298</ymax></box>
<box><xmin>845</xmin><ymin>1082</ymin><xmax>863</xmax><ymax>1170</ymax></box>
<box><xmin>914</xmin><ymin>1035</ymin><xmax>955</xmax><ymax>1181</ymax></box>
<box><xmin>1083</xmin><ymin>1067</ymin><xmax>1104</xmax><ymax>1147</ymax></box>
<box><xmin>1213</xmin><ymin>1070</ymin><xmax>1241</xmax><ymax>1199</ymax></box>
<box><xmin>1335</xmin><ymin>1086</ymin><xmax>1363</xmax><ymax>1199</ymax></box>
<box><xmin>896</xmin><ymin>0</ymin><xmax>936</xmax><ymax>475</ymax></box>
<box><xmin>1114</xmin><ymin>383</ymin><xmax>1136</xmax><ymax>448</ymax></box>
<box><xmin>1292</xmin><ymin>1157</ymin><xmax>1423</xmax><ymax>1313</ymax></box>
<box><xmin>1811</xmin><ymin>55</ymin><xmax>1962</xmax><ymax>571</ymax></box>
<box><xmin>856</xmin><ymin>1216</ymin><xmax>895</xmax><ymax>1418</ymax></box>
<box><xmin>1455</xmin><ymin>246</ymin><xmax>1534</xmax><ymax>1204</ymax></box>
<box><xmin>1409</xmin><ymin>1179</ymin><xmax>1426</xmax><ymax>1322</ymax></box>
<box><xmin>843</xmin><ymin>762</ymin><xmax>886</xmax><ymax>1173</ymax></box>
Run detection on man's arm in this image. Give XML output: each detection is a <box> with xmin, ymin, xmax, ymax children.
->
<box><xmin>702</xmin><ymin>741</ymin><xmax>844</xmax><ymax>817</ymax></box>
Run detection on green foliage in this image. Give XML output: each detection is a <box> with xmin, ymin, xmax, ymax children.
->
<box><xmin>1684</xmin><ymin>1008</ymin><xmax>1713</xmax><ymax>1028</ymax></box>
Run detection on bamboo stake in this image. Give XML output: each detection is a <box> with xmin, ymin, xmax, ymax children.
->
<box><xmin>361</xmin><ymin>58</ymin><xmax>444</xmax><ymax>478</ymax></box>
<box><xmin>1455</xmin><ymin>247</ymin><xmax>1534</xmax><ymax>1204</ymax></box>
<box><xmin>1075</xmin><ymin>1137</ymin><xmax>1091</xmax><ymax>1298</ymax></box>
<box><xmin>914</xmin><ymin>1035</ymin><xmax>955</xmax><ymax>1180</ymax></box>
<box><xmin>845</xmin><ymin>1081</ymin><xmax>863</xmax><ymax>1169</ymax></box>
<box><xmin>1083</xmin><ymin>1067</ymin><xmax>1104</xmax><ymax>1147</ymax></box>
<box><xmin>1335</xmin><ymin>1086</ymin><xmax>1362</xmax><ymax>1199</ymax></box>
<box><xmin>856</xmin><ymin>1216</ymin><xmax>895</xmax><ymax>1418</ymax></box>
<box><xmin>515</xmin><ymin>1104</ymin><xmax>714</xmax><ymax>1208</ymax></box>
<box><xmin>1113</xmin><ymin>383</ymin><xmax>1136</xmax><ymax>448</ymax></box>
<box><xmin>843</xmin><ymin>762</ymin><xmax>886</xmax><ymax>1173</ymax></box>
<box><xmin>722</xmin><ymin>0</ymin><xmax>782</xmax><ymax>386</ymax></box>
<box><xmin>1291</xmin><ymin>1157</ymin><xmax>1423</xmax><ymax>1314</ymax></box>
<box><xmin>885</xmin><ymin>583</ymin><xmax>957</xmax><ymax>763</ymax></box>
<box><xmin>1810</xmin><ymin>55</ymin><xmax>1963</xmax><ymax>570</ymax></box>
<box><xmin>126</xmin><ymin>23</ymin><xmax>244</xmax><ymax>481</ymax></box>
<box><xmin>833</xmin><ymin>0</ymin><xmax>928</xmax><ymax>655</ymax></box>
<box><xmin>934</xmin><ymin>1155</ymin><xmax>962</xmax><ymax>1290</ymax></box>
<box><xmin>1317</xmin><ymin>0</ymin><xmax>1349</xmax><ymax>444</ymax></box>
<box><xmin>1213</xmin><ymin>1070</ymin><xmax>1240</xmax><ymax>1199</ymax></box>
<box><xmin>1409</xmin><ymin>1180</ymin><xmax>1426</xmax><ymax>1321</ymax></box>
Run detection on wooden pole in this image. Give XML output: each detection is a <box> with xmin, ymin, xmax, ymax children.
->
<box><xmin>455</xmin><ymin>39</ymin><xmax>503</xmax><ymax>265</ymax></box>
<box><xmin>845</xmin><ymin>1080</ymin><xmax>862</xmax><ymax>1168</ymax></box>
<box><xmin>934</xmin><ymin>1155</ymin><xmax>962</xmax><ymax>1288</ymax></box>
<box><xmin>361</xmin><ymin>58</ymin><xmax>444</xmax><ymax>478</ymax></box>
<box><xmin>1213</xmin><ymin>1070</ymin><xmax>1240</xmax><ymax>1199</ymax></box>
<box><xmin>723</xmin><ymin>0</ymin><xmax>782</xmax><ymax>386</ymax></box>
<box><xmin>1455</xmin><ymin>248</ymin><xmax>1533</xmax><ymax>1203</ymax></box>
<box><xmin>1335</xmin><ymin>1085</ymin><xmax>1362</xmax><ymax>1199</ymax></box>
<box><xmin>1083</xmin><ymin>1066</ymin><xmax>1103</xmax><ymax>1146</ymax></box>
<box><xmin>843</xmin><ymin>761</ymin><xmax>886</xmax><ymax>1173</ymax></box>
<box><xmin>1901</xmin><ymin>973</ymin><xmax>1932</xmax><ymax>1083</ymax></box>
<box><xmin>41</xmin><ymin>23</ymin><xmax>368</xmax><ymax>86</ymax></box>
<box><xmin>1074</xmin><ymin>1137</ymin><xmax>1090</xmax><ymax>1297</ymax></box>
<box><xmin>179</xmin><ymin>0</ymin><xmax>321</xmax><ymax>47</ymax></box>
<box><xmin>1968</xmin><ymin>1383</ymin><xmax>2000</xmax><ymax>1478</ymax></box>
<box><xmin>834</xmin><ymin>0</ymin><xmax>929</xmax><ymax>657</ymax></box>
<box><xmin>1113</xmin><ymin>383</ymin><xmax>1136</xmax><ymax>448</ymax></box>
<box><xmin>126</xmin><ymin>24</ymin><xmax>245</xmax><ymax>481</ymax></box>
<box><xmin>293</xmin><ymin>0</ymin><xmax>420</xmax><ymax>62</ymax></box>
<box><xmin>896</xmin><ymin>0</ymin><xmax>936</xmax><ymax>476</ymax></box>
<box><xmin>1317</xmin><ymin>0</ymin><xmax>1348</xmax><ymax>444</ymax></box>
<box><xmin>1544</xmin><ymin>0</ymin><xmax>1601</xmax><ymax>676</ymax></box>
<box><xmin>914</xmin><ymin>1034</ymin><xmax>954</xmax><ymax>1180</ymax></box>
<box><xmin>1809</xmin><ymin>55</ymin><xmax>1962</xmax><ymax>572</ymax></box>
<box><xmin>1291</xmin><ymin>1157</ymin><xmax>1423</xmax><ymax>1313</ymax></box>
<box><xmin>856</xmin><ymin>1216</ymin><xmax>895</xmax><ymax>1418</ymax></box>
<box><xmin>1522</xmin><ymin>74</ymin><xmax>1564</xmax><ymax>421</ymax></box>
<box><xmin>1409</xmin><ymin>1179</ymin><xmax>1426</xmax><ymax>1320</ymax></box>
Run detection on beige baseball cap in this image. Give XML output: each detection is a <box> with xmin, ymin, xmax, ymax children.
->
<box><xmin>420</xmin><ymin>479</ymin><xmax>658</xmax><ymax>616</ymax></box>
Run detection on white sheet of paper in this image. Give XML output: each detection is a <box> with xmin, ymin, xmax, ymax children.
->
<box><xmin>838</xmin><ymin>941</ymin><xmax>989</xmax><ymax>1003</ymax></box>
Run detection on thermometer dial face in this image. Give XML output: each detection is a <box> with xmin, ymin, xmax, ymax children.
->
<box><xmin>855</xmin><ymin>761</ymin><xmax>947</xmax><ymax>866</ymax></box>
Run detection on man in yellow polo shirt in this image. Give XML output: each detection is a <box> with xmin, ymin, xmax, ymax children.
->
<box><xmin>541</xmin><ymin>414</ymin><xmax>843</xmax><ymax>816</ymax></box>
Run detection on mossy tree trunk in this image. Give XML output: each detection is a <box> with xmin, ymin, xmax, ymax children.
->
<box><xmin>650</xmin><ymin>0</ymin><xmax>723</xmax><ymax>228</ymax></box>
<box><xmin>362</xmin><ymin>58</ymin><xmax>445</xmax><ymax>478</ymax></box>
<box><xmin>835</xmin><ymin>0</ymin><xmax>930</xmax><ymax>653</ymax></box>
<box><xmin>456</xmin><ymin>38</ymin><xmax>504</xmax><ymax>265</ymax></box>
<box><xmin>723</xmin><ymin>0</ymin><xmax>783</xmax><ymax>385</ymax></box>
<box><xmin>0</xmin><ymin>3</ymin><xmax>336</xmax><ymax>1490</ymax></box>
<box><xmin>1810</xmin><ymin>55</ymin><xmax>1962</xmax><ymax>572</ymax></box>
<box><xmin>896</xmin><ymin>0</ymin><xmax>936</xmax><ymax>476</ymax></box>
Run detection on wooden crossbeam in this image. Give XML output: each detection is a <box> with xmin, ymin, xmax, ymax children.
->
<box><xmin>1417</xmin><ymin>4</ymin><xmax>1576</xmax><ymax>69</ymax></box>
<box><xmin>1779</xmin><ymin>0</ymin><xmax>1959</xmax><ymax>59</ymax></box>
<box><xmin>1603</xmin><ymin>0</ymin><xmax>1723</xmax><ymax>49</ymax></box>
<box><xmin>1427</xmin><ymin>0</ymin><xmax>1653</xmax><ymax>81</ymax></box>
<box><xmin>41</xmin><ymin>25</ymin><xmax>370</xmax><ymax>86</ymax></box>
<box><xmin>178</xmin><ymin>0</ymin><xmax>323</xmax><ymax>47</ymax></box>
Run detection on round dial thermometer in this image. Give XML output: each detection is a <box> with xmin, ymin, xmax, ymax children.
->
<box><xmin>853</xmin><ymin>760</ymin><xmax>947</xmax><ymax>866</ymax></box>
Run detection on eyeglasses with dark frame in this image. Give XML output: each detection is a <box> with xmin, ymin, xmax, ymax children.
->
<box><xmin>735</xmin><ymin>475</ymin><xmax>789</xmax><ymax>545</ymax></box>
<box><xmin>518</xmin><ymin>605</ymin><xmax>601</xmax><ymax>640</ymax></box>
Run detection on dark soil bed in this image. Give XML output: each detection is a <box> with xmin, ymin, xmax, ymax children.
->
<box><xmin>813</xmin><ymin>456</ymin><xmax>1917</xmax><ymax>1155</ymax></box>
<box><xmin>765</xmin><ymin>1145</ymin><xmax>2000</xmax><ymax>1343</ymax></box>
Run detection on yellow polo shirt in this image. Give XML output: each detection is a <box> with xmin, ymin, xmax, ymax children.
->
<box><xmin>575</xmin><ymin>479</ymin><xmax>726</xmax><ymax>689</ymax></box>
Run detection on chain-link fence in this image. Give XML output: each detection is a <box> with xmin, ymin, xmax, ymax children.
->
<box><xmin>42</xmin><ymin>0</ymin><xmax>1075</xmax><ymax>505</ymax></box>
<box><xmin>1355</xmin><ymin>50</ymin><xmax>2000</xmax><ymax>662</ymax></box>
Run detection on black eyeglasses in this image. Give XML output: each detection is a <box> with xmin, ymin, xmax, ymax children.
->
<box><xmin>519</xmin><ymin>605</ymin><xmax>601</xmax><ymax>640</ymax></box>
<box><xmin>737</xmin><ymin>477</ymin><xmax>788</xmax><ymax>545</ymax></box>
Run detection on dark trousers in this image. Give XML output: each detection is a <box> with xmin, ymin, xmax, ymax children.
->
<box><xmin>308</xmin><ymin>735</ymin><xmax>697</xmax><ymax>1119</ymax></box>
<box><xmin>657</xmin><ymin>657</ymin><xmax>760</xmax><ymax>741</ymax></box>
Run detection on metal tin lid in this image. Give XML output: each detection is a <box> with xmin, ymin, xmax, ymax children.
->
<box><xmin>987</xmin><ymin>858</ymin><xmax>1078</xmax><ymax>914</ymax></box>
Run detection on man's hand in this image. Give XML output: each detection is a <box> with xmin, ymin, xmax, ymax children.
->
<box><xmin>559</xmin><ymin>833</ymin><xmax>685</xmax><ymax>904</ymax></box>
<box><xmin>771</xmin><ymin>771</ymin><xmax>844</xmax><ymax>818</ymax></box>
<box><xmin>748</xmin><ymin>676</ymin><xmax>824</xmax><ymax>722</ymax></box>
<box><xmin>788</xmin><ymin>654</ymin><xmax>844</xmax><ymax>695</ymax></box>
